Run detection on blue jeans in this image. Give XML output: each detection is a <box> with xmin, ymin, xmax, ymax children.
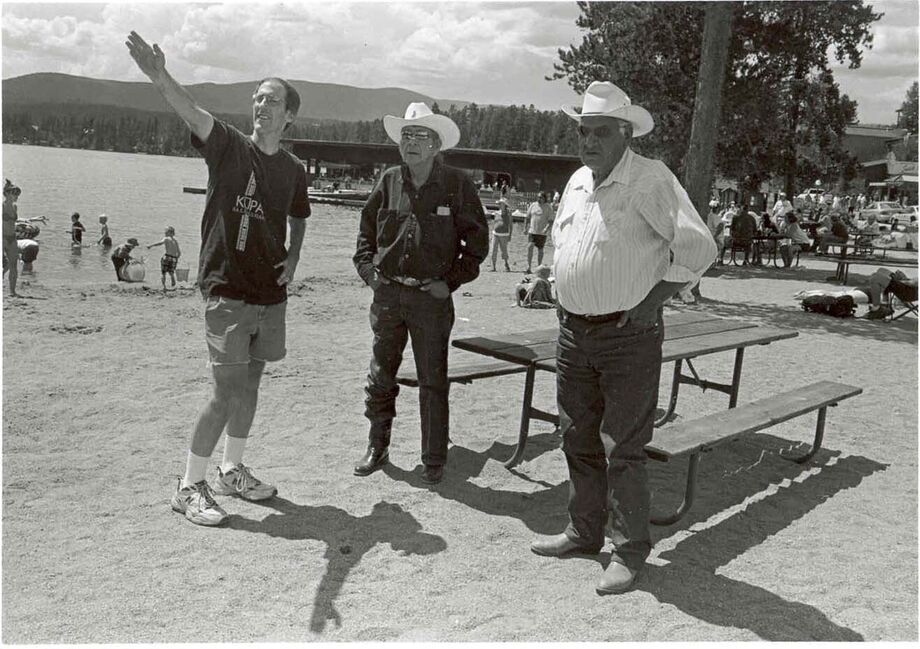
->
<box><xmin>556</xmin><ymin>307</ymin><xmax>663</xmax><ymax>571</ymax></box>
<box><xmin>364</xmin><ymin>282</ymin><xmax>454</xmax><ymax>466</ymax></box>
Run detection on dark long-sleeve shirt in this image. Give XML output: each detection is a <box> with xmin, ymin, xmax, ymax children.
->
<box><xmin>354</xmin><ymin>160</ymin><xmax>489</xmax><ymax>292</ymax></box>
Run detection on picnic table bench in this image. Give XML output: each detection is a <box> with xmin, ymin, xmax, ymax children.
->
<box><xmin>645</xmin><ymin>380</ymin><xmax>862</xmax><ymax>524</ymax></box>
<box><xmin>822</xmin><ymin>251</ymin><xmax>917</xmax><ymax>284</ymax></box>
<box><xmin>452</xmin><ymin>312</ymin><xmax>799</xmax><ymax>468</ymax></box>
<box><xmin>396</xmin><ymin>357</ymin><xmax>527</xmax><ymax>387</ymax></box>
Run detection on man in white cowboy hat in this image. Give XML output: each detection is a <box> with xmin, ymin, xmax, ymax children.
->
<box><xmin>127</xmin><ymin>31</ymin><xmax>310</xmax><ymax>526</ymax></box>
<box><xmin>353</xmin><ymin>102</ymin><xmax>489</xmax><ymax>484</ymax></box>
<box><xmin>530</xmin><ymin>81</ymin><xmax>715</xmax><ymax>595</ymax></box>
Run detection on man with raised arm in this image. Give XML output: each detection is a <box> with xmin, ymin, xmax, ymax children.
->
<box><xmin>126</xmin><ymin>32</ymin><xmax>310</xmax><ymax>526</ymax></box>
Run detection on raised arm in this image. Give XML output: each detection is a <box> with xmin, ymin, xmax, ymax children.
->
<box><xmin>126</xmin><ymin>31</ymin><xmax>213</xmax><ymax>142</ymax></box>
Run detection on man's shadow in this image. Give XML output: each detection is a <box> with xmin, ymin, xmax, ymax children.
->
<box><xmin>383</xmin><ymin>431</ymin><xmax>571</xmax><ymax>535</ymax></box>
<box><xmin>227</xmin><ymin>499</ymin><xmax>446</xmax><ymax>634</ymax></box>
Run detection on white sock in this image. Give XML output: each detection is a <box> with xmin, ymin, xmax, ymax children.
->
<box><xmin>182</xmin><ymin>451</ymin><xmax>210</xmax><ymax>489</ymax></box>
<box><xmin>221</xmin><ymin>435</ymin><xmax>248</xmax><ymax>473</ymax></box>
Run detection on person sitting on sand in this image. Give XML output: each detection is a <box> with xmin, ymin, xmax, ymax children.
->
<box><xmin>515</xmin><ymin>264</ymin><xmax>555</xmax><ymax>308</ymax></box>
<box><xmin>70</xmin><ymin>212</ymin><xmax>86</xmax><ymax>246</ymax></box>
<box><xmin>147</xmin><ymin>226</ymin><xmax>181</xmax><ymax>290</ymax></box>
<box><xmin>97</xmin><ymin>215</ymin><xmax>112</xmax><ymax>248</ymax></box>
<box><xmin>110</xmin><ymin>237</ymin><xmax>139</xmax><ymax>281</ymax></box>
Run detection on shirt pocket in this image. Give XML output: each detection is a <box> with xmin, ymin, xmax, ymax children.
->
<box><xmin>595</xmin><ymin>205</ymin><xmax>629</xmax><ymax>246</ymax></box>
<box><xmin>553</xmin><ymin>209</ymin><xmax>577</xmax><ymax>248</ymax></box>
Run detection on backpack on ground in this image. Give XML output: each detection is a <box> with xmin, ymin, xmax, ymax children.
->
<box><xmin>801</xmin><ymin>294</ymin><xmax>856</xmax><ymax>318</ymax></box>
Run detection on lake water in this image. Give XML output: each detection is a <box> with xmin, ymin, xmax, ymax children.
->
<box><xmin>1</xmin><ymin>144</ymin><xmax>355</xmax><ymax>287</ymax></box>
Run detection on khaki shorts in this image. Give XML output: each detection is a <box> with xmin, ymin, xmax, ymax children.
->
<box><xmin>204</xmin><ymin>296</ymin><xmax>287</xmax><ymax>365</ymax></box>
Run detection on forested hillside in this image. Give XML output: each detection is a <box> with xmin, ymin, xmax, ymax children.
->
<box><xmin>2</xmin><ymin>101</ymin><xmax>583</xmax><ymax>157</ymax></box>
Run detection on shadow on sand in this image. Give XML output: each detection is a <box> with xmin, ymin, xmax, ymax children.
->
<box><xmin>227</xmin><ymin>500</ymin><xmax>446</xmax><ymax>634</ymax></box>
<box><xmin>383</xmin><ymin>429</ymin><xmax>887</xmax><ymax>641</ymax></box>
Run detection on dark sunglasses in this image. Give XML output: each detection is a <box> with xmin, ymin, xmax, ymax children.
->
<box><xmin>401</xmin><ymin>130</ymin><xmax>432</xmax><ymax>141</ymax></box>
<box><xmin>577</xmin><ymin>124</ymin><xmax>618</xmax><ymax>139</ymax></box>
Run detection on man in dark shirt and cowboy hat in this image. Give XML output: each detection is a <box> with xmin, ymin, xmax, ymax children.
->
<box><xmin>529</xmin><ymin>81</ymin><xmax>714</xmax><ymax>595</ymax></box>
<box><xmin>353</xmin><ymin>103</ymin><xmax>489</xmax><ymax>484</ymax></box>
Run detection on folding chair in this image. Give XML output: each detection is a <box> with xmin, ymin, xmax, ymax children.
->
<box><xmin>885</xmin><ymin>278</ymin><xmax>918</xmax><ymax>322</ymax></box>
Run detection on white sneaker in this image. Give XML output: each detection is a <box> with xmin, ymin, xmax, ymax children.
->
<box><xmin>213</xmin><ymin>463</ymin><xmax>277</xmax><ymax>501</ymax></box>
<box><xmin>678</xmin><ymin>288</ymin><xmax>696</xmax><ymax>304</ymax></box>
<box><xmin>170</xmin><ymin>479</ymin><xmax>228</xmax><ymax>526</ymax></box>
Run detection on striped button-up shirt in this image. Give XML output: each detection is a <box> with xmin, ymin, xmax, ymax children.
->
<box><xmin>552</xmin><ymin>148</ymin><xmax>716</xmax><ymax>315</ymax></box>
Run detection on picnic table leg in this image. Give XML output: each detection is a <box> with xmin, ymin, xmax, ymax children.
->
<box><xmin>655</xmin><ymin>360</ymin><xmax>682</xmax><ymax>427</ymax></box>
<box><xmin>729</xmin><ymin>348</ymin><xmax>744</xmax><ymax>408</ymax></box>
<box><xmin>651</xmin><ymin>452</ymin><xmax>700</xmax><ymax>526</ymax></box>
<box><xmin>788</xmin><ymin>405</ymin><xmax>827</xmax><ymax>464</ymax></box>
<box><xmin>504</xmin><ymin>363</ymin><xmax>537</xmax><ymax>469</ymax></box>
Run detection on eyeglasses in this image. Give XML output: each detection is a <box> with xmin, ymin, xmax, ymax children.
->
<box><xmin>577</xmin><ymin>124</ymin><xmax>619</xmax><ymax>139</ymax></box>
<box><xmin>401</xmin><ymin>130</ymin><xmax>432</xmax><ymax>141</ymax></box>
<box><xmin>252</xmin><ymin>93</ymin><xmax>284</xmax><ymax>107</ymax></box>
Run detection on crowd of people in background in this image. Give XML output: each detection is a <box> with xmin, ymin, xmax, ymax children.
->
<box><xmin>705</xmin><ymin>189</ymin><xmax>918</xmax><ymax>269</ymax></box>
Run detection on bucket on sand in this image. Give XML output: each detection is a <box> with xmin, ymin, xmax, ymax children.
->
<box><xmin>175</xmin><ymin>267</ymin><xmax>190</xmax><ymax>282</ymax></box>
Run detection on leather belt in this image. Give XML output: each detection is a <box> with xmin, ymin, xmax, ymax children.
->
<box><xmin>385</xmin><ymin>274</ymin><xmax>428</xmax><ymax>288</ymax></box>
<box><xmin>560</xmin><ymin>307</ymin><xmax>625</xmax><ymax>324</ymax></box>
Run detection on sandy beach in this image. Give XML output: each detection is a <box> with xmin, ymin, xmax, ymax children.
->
<box><xmin>2</xmin><ymin>209</ymin><xmax>917</xmax><ymax>642</ymax></box>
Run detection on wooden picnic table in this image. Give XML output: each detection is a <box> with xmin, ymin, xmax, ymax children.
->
<box><xmin>452</xmin><ymin>311</ymin><xmax>799</xmax><ymax>468</ymax></box>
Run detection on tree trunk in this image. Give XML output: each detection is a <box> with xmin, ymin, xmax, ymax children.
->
<box><xmin>785</xmin><ymin>59</ymin><xmax>807</xmax><ymax>197</ymax></box>
<box><xmin>682</xmin><ymin>2</ymin><xmax>734</xmax><ymax>218</ymax></box>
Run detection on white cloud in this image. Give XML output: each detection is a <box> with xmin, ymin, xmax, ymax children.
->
<box><xmin>0</xmin><ymin>0</ymin><xmax>914</xmax><ymax>121</ymax></box>
<box><xmin>830</xmin><ymin>0</ymin><xmax>919</xmax><ymax>123</ymax></box>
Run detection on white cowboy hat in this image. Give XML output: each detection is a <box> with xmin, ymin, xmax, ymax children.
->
<box><xmin>562</xmin><ymin>81</ymin><xmax>654</xmax><ymax>138</ymax></box>
<box><xmin>383</xmin><ymin>102</ymin><xmax>461</xmax><ymax>151</ymax></box>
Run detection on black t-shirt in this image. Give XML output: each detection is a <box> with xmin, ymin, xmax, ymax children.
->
<box><xmin>192</xmin><ymin>120</ymin><xmax>310</xmax><ymax>304</ymax></box>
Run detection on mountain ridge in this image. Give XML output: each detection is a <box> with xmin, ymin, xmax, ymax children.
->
<box><xmin>1</xmin><ymin>72</ymin><xmax>473</xmax><ymax>123</ymax></box>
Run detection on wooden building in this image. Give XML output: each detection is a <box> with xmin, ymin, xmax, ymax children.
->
<box><xmin>283</xmin><ymin>138</ymin><xmax>581</xmax><ymax>195</ymax></box>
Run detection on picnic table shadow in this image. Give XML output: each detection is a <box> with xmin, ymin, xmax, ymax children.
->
<box><xmin>386</xmin><ymin>432</ymin><xmax>886</xmax><ymax>641</ymax></box>
<box><xmin>226</xmin><ymin>499</ymin><xmax>446</xmax><ymax>634</ymax></box>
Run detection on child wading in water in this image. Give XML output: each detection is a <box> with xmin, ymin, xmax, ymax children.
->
<box><xmin>70</xmin><ymin>212</ymin><xmax>86</xmax><ymax>246</ymax></box>
<box><xmin>97</xmin><ymin>215</ymin><xmax>112</xmax><ymax>248</ymax></box>
<box><xmin>147</xmin><ymin>226</ymin><xmax>181</xmax><ymax>290</ymax></box>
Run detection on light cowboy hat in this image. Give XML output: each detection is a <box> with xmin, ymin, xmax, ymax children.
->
<box><xmin>562</xmin><ymin>81</ymin><xmax>654</xmax><ymax>137</ymax></box>
<box><xmin>384</xmin><ymin>102</ymin><xmax>461</xmax><ymax>151</ymax></box>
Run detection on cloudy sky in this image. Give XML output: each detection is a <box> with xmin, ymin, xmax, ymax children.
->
<box><xmin>1</xmin><ymin>0</ymin><xmax>917</xmax><ymax>125</ymax></box>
